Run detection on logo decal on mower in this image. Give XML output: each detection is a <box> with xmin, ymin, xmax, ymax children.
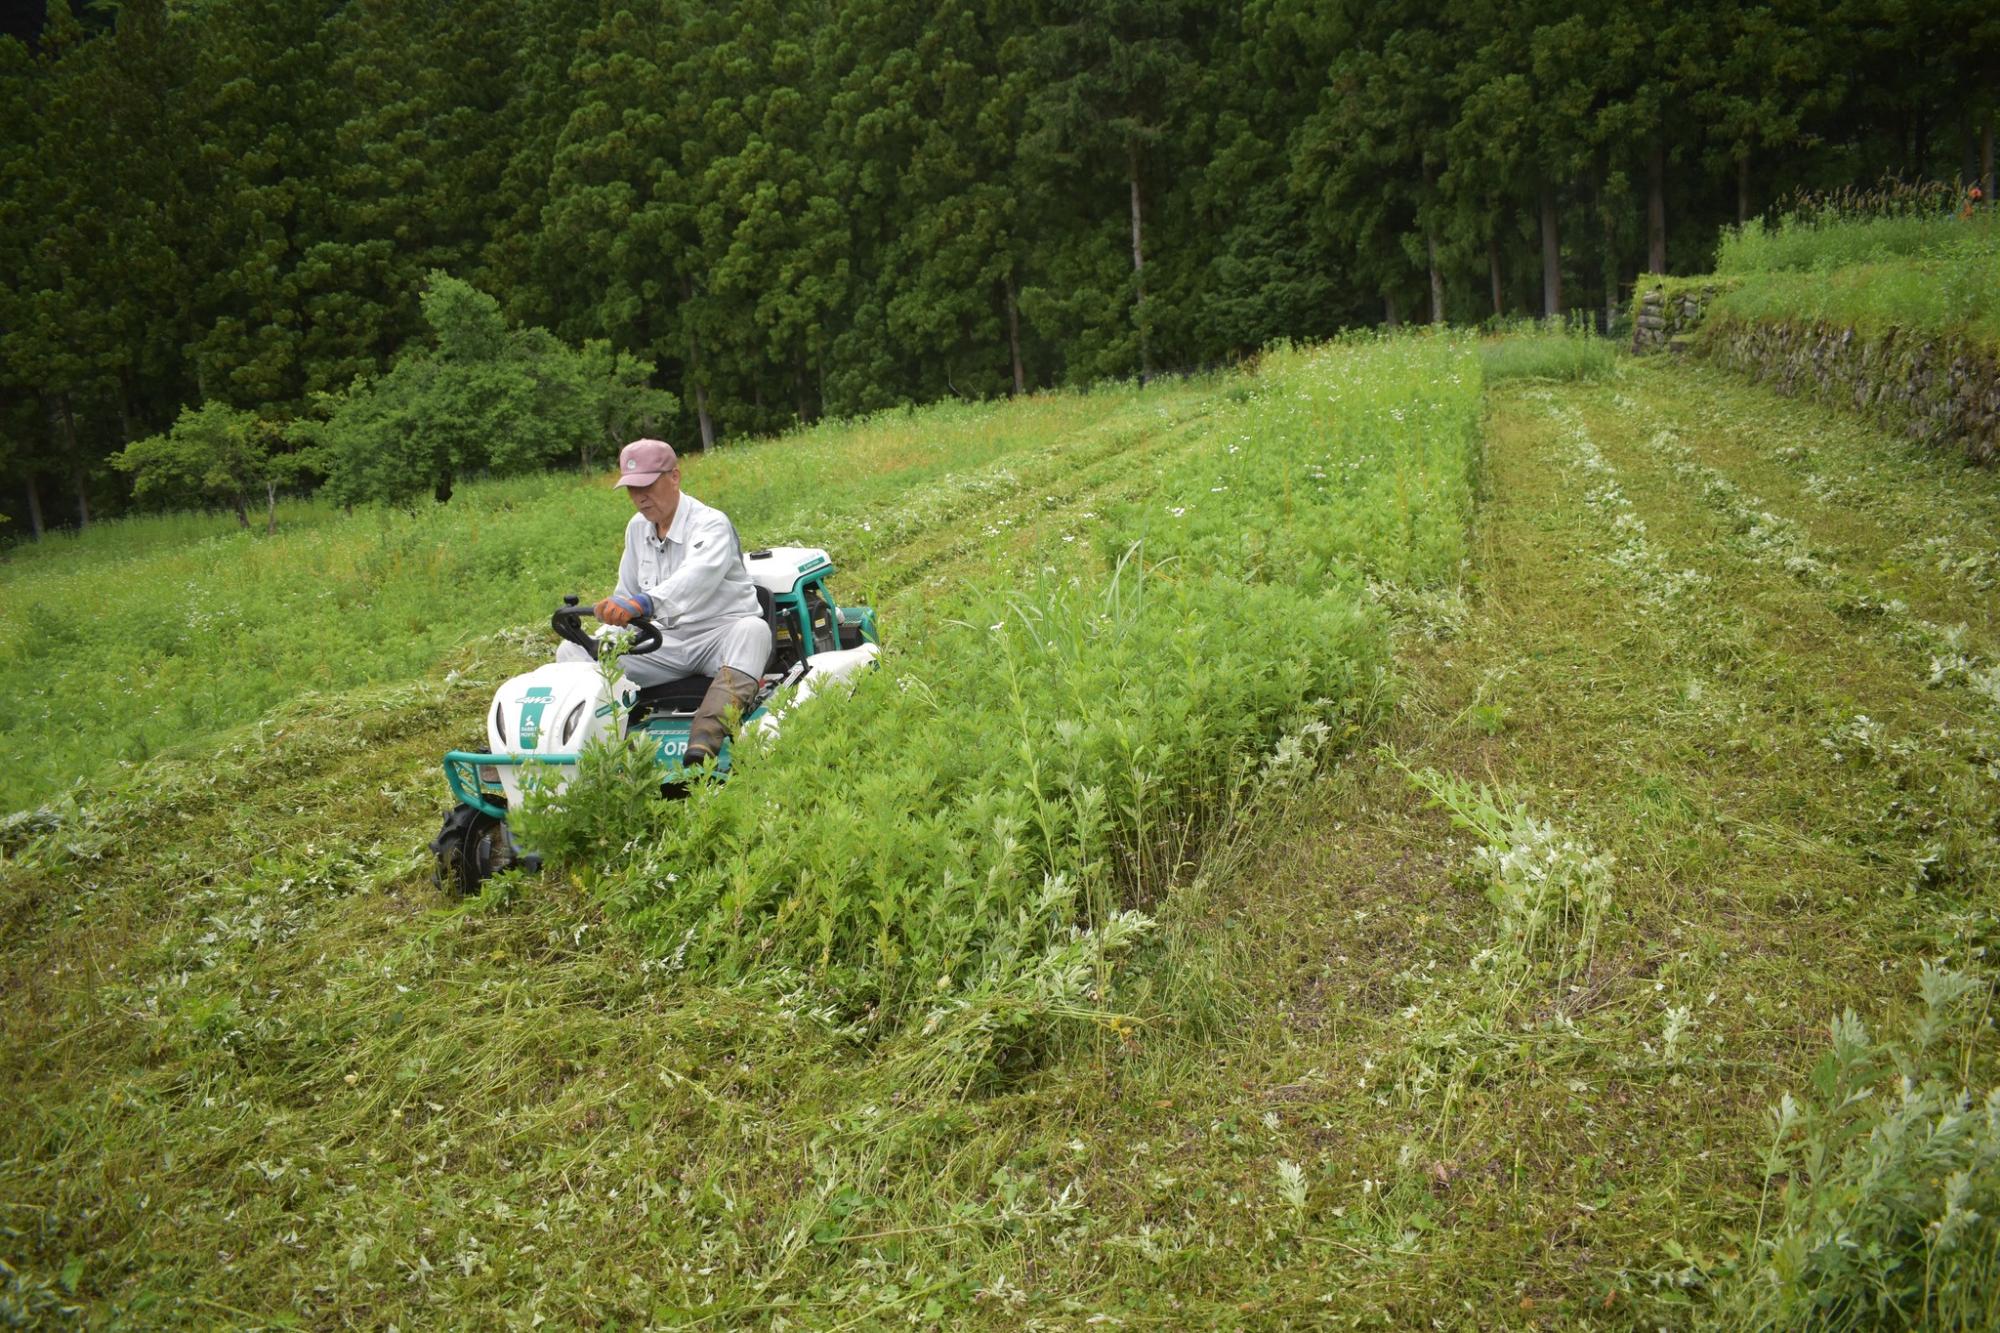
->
<box><xmin>517</xmin><ymin>687</ymin><xmax>554</xmax><ymax>750</ymax></box>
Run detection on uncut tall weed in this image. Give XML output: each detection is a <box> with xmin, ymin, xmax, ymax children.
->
<box><xmin>1739</xmin><ymin>964</ymin><xmax>2000</xmax><ymax>1330</ymax></box>
<box><xmin>1409</xmin><ymin>767</ymin><xmax>1613</xmax><ymax>984</ymax></box>
<box><xmin>570</xmin><ymin>563</ymin><xmax>1383</xmax><ymax>1038</ymax></box>
<box><xmin>1104</xmin><ymin>334</ymin><xmax>1481</xmax><ymax>591</ymax></box>
<box><xmin>1717</xmin><ymin>213</ymin><xmax>1992</xmax><ymax>276</ymax></box>
<box><xmin>1478</xmin><ymin>328</ymin><xmax>1619</xmax><ymax>384</ymax></box>
<box><xmin>1392</xmin><ymin>765</ymin><xmax>1618</xmax><ymax>1131</ymax></box>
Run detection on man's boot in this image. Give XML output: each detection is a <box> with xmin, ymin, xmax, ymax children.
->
<box><xmin>683</xmin><ymin>666</ymin><xmax>761</xmax><ymax>768</ymax></box>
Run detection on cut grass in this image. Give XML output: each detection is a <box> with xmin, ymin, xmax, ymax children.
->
<box><xmin>1088</xmin><ymin>360</ymin><xmax>2000</xmax><ymax>1321</ymax></box>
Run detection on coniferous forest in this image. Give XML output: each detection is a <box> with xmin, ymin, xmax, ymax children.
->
<box><xmin>2</xmin><ymin>0</ymin><xmax>1996</xmax><ymax>534</ymax></box>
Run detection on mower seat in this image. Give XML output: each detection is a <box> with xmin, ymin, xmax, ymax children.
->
<box><xmin>625</xmin><ymin>589</ymin><xmax>786</xmax><ymax>725</ymax></box>
<box><xmin>755</xmin><ymin>585</ymin><xmax>783</xmax><ymax>673</ymax></box>
<box><xmin>628</xmin><ymin>675</ymin><xmax>711</xmax><ymax>722</ymax></box>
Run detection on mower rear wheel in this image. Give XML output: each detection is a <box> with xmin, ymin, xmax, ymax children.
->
<box><xmin>431</xmin><ymin>803</ymin><xmax>517</xmax><ymax>895</ymax></box>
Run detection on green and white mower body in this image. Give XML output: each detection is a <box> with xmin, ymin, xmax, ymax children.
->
<box><xmin>433</xmin><ymin>546</ymin><xmax>879</xmax><ymax>893</ymax></box>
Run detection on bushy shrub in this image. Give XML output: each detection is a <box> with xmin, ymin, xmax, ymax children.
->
<box><xmin>1741</xmin><ymin>964</ymin><xmax>2000</xmax><ymax>1330</ymax></box>
<box><xmin>111</xmin><ymin>401</ymin><xmax>305</xmax><ymax>531</ymax></box>
<box><xmin>309</xmin><ymin>273</ymin><xmax>675</xmax><ymax>506</ymax></box>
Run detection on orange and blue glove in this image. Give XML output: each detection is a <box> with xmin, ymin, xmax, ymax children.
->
<box><xmin>593</xmin><ymin>591</ymin><xmax>653</xmax><ymax>626</ymax></box>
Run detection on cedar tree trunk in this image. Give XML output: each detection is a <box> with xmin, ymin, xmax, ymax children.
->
<box><xmin>1540</xmin><ymin>185</ymin><xmax>1562</xmax><ymax>319</ymax></box>
<box><xmin>54</xmin><ymin>395</ymin><xmax>88</xmax><ymax>528</ymax></box>
<box><xmin>1489</xmin><ymin>230</ymin><xmax>1504</xmax><ymax>318</ymax></box>
<box><xmin>1602</xmin><ymin>203</ymin><xmax>1619</xmax><ymax>327</ymax></box>
<box><xmin>25</xmin><ymin>475</ymin><xmax>45</xmax><ymax>540</ymax></box>
<box><xmin>1128</xmin><ymin>138</ymin><xmax>1150</xmax><ymax>384</ymax></box>
<box><xmin>1004</xmin><ymin>275</ymin><xmax>1026</xmax><ymax>396</ymax></box>
<box><xmin>1424</xmin><ymin>159</ymin><xmax>1444</xmax><ymax>324</ymax></box>
<box><xmin>794</xmin><ymin>351</ymin><xmax>812</xmax><ymax>424</ymax></box>
<box><xmin>1426</xmin><ymin>229</ymin><xmax>1445</xmax><ymax>324</ymax></box>
<box><xmin>682</xmin><ymin>276</ymin><xmax>716</xmax><ymax>450</ymax></box>
<box><xmin>117</xmin><ymin>368</ymin><xmax>137</xmax><ymax>443</ymax></box>
<box><xmin>1647</xmin><ymin>143</ymin><xmax>1667</xmax><ymax>274</ymax></box>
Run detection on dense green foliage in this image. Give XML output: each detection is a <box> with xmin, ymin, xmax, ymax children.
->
<box><xmin>1745</xmin><ymin>968</ymin><xmax>2000</xmax><ymax>1329</ymax></box>
<box><xmin>307</xmin><ymin>273</ymin><xmax>676</xmax><ymax>505</ymax></box>
<box><xmin>109</xmin><ymin>401</ymin><xmax>297</xmax><ymax>531</ymax></box>
<box><xmin>2</xmin><ymin>0</ymin><xmax>1996</xmax><ymax>535</ymax></box>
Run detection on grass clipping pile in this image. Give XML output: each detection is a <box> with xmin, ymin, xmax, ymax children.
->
<box><xmin>519</xmin><ymin>337</ymin><xmax>1482</xmax><ymax>1077</ymax></box>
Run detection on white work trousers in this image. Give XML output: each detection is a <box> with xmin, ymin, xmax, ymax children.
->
<box><xmin>557</xmin><ymin>615</ymin><xmax>773</xmax><ymax>686</ymax></box>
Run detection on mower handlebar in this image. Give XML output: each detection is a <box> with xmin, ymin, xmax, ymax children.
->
<box><xmin>551</xmin><ymin>602</ymin><xmax>663</xmax><ymax>660</ymax></box>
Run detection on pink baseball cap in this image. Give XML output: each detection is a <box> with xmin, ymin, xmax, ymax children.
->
<box><xmin>613</xmin><ymin>438</ymin><xmax>678</xmax><ymax>487</ymax></box>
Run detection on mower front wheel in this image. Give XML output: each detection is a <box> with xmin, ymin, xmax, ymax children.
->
<box><xmin>431</xmin><ymin>803</ymin><xmax>518</xmax><ymax>895</ymax></box>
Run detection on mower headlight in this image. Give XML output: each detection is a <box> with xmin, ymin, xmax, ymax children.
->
<box><xmin>560</xmin><ymin>700</ymin><xmax>587</xmax><ymax>745</ymax></box>
<box><xmin>492</xmin><ymin>698</ymin><xmax>508</xmax><ymax>744</ymax></box>
<box><xmin>477</xmin><ymin>764</ymin><xmax>502</xmax><ymax>785</ymax></box>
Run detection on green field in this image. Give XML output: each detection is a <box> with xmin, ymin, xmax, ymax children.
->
<box><xmin>5</xmin><ymin>337</ymin><xmax>1999</xmax><ymax>1328</ymax></box>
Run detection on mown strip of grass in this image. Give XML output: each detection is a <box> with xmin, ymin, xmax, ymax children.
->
<box><xmin>1162</xmin><ymin>363</ymin><xmax>1999</xmax><ymax>1325</ymax></box>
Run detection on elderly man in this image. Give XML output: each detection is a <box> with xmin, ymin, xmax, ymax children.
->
<box><xmin>559</xmin><ymin>438</ymin><xmax>772</xmax><ymax>768</ymax></box>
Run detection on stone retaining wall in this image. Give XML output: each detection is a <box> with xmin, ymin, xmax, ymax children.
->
<box><xmin>1631</xmin><ymin>278</ymin><xmax>2000</xmax><ymax>465</ymax></box>
<box><xmin>1699</xmin><ymin>315</ymin><xmax>2000</xmax><ymax>465</ymax></box>
<box><xmin>1631</xmin><ymin>284</ymin><xmax>1723</xmax><ymax>354</ymax></box>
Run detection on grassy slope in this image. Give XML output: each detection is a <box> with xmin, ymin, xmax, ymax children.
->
<box><xmin>6</xmin><ymin>352</ymin><xmax>1999</xmax><ymax>1327</ymax></box>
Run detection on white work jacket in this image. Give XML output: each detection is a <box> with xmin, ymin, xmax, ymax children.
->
<box><xmin>615</xmin><ymin>493</ymin><xmax>761</xmax><ymax>629</ymax></box>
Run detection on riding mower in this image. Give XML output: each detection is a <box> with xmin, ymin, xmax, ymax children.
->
<box><xmin>430</xmin><ymin>546</ymin><xmax>879</xmax><ymax>894</ymax></box>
